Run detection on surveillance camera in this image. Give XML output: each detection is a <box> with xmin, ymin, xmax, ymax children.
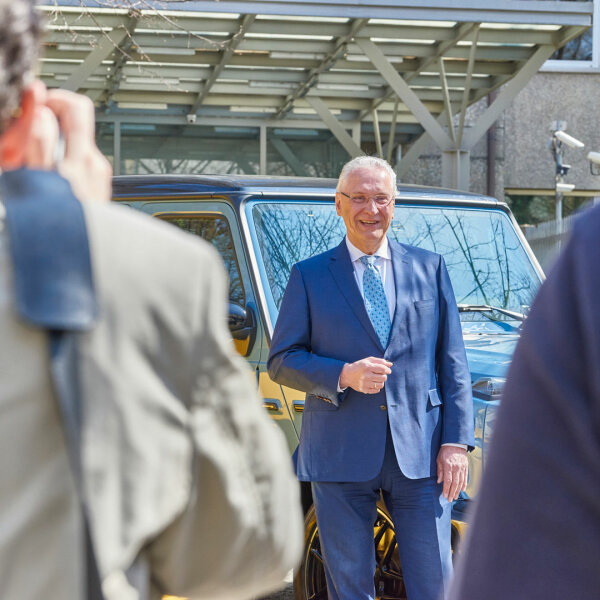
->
<box><xmin>557</xmin><ymin>163</ymin><xmax>571</xmax><ymax>176</ymax></box>
<box><xmin>554</xmin><ymin>130</ymin><xmax>584</xmax><ymax>149</ymax></box>
<box><xmin>186</xmin><ymin>114</ymin><xmax>197</xmax><ymax>124</ymax></box>
<box><xmin>556</xmin><ymin>182</ymin><xmax>576</xmax><ymax>193</ymax></box>
<box><xmin>587</xmin><ymin>151</ymin><xmax>600</xmax><ymax>165</ymax></box>
<box><xmin>587</xmin><ymin>151</ymin><xmax>600</xmax><ymax>176</ymax></box>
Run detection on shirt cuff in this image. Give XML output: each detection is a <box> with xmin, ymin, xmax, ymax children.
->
<box><xmin>337</xmin><ymin>377</ymin><xmax>347</xmax><ymax>394</ymax></box>
<box><xmin>442</xmin><ymin>443</ymin><xmax>468</xmax><ymax>450</ymax></box>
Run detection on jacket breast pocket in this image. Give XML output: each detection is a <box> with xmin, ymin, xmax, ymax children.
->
<box><xmin>304</xmin><ymin>394</ymin><xmax>339</xmax><ymax>411</ymax></box>
<box><xmin>415</xmin><ymin>299</ymin><xmax>435</xmax><ymax>311</ymax></box>
<box><xmin>428</xmin><ymin>388</ymin><xmax>442</xmax><ymax>407</ymax></box>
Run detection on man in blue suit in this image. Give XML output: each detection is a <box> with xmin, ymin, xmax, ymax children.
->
<box><xmin>268</xmin><ymin>156</ymin><xmax>474</xmax><ymax>600</ymax></box>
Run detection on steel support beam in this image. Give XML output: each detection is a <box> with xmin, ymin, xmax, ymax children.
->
<box><xmin>387</xmin><ymin>99</ymin><xmax>399</xmax><ymax>165</ymax></box>
<box><xmin>274</xmin><ymin>18</ymin><xmax>368</xmax><ymax>119</ymax></box>
<box><xmin>271</xmin><ymin>137</ymin><xmax>308</xmax><ymax>176</ymax></box>
<box><xmin>397</xmin><ymin>52</ymin><xmax>511</xmax><ymax>179</ymax></box>
<box><xmin>61</xmin><ymin>13</ymin><xmax>139</xmax><ymax>92</ymax></box>
<box><xmin>96</xmin><ymin>113</ymin><xmax>354</xmax><ymax>130</ymax></box>
<box><xmin>438</xmin><ymin>58</ymin><xmax>456</xmax><ymax>146</ymax></box>
<box><xmin>306</xmin><ymin>96</ymin><xmax>364</xmax><ymax>158</ymax></box>
<box><xmin>358</xmin><ymin>22</ymin><xmax>477</xmax><ymax>121</ymax></box>
<box><xmin>400</xmin><ymin>44</ymin><xmax>557</xmax><ymax>187</ymax></box>
<box><xmin>102</xmin><ymin>13</ymin><xmax>141</xmax><ymax>109</ymax></box>
<box><xmin>400</xmin><ymin>39</ymin><xmax>567</xmax><ymax>186</ymax></box>
<box><xmin>372</xmin><ymin>109</ymin><xmax>383</xmax><ymax>158</ymax></box>
<box><xmin>442</xmin><ymin>149</ymin><xmax>470</xmax><ymax>191</ymax></box>
<box><xmin>356</xmin><ymin>37</ymin><xmax>453</xmax><ymax>150</ymax></box>
<box><xmin>306</xmin><ymin>96</ymin><xmax>363</xmax><ymax>158</ymax></box>
<box><xmin>259</xmin><ymin>124</ymin><xmax>267</xmax><ymax>174</ymax></box>
<box><xmin>94</xmin><ymin>2</ymin><xmax>592</xmax><ymax>27</ymax></box>
<box><xmin>113</xmin><ymin>121</ymin><xmax>121</xmax><ymax>176</ymax></box>
<box><xmin>396</xmin><ymin>111</ymin><xmax>448</xmax><ymax>178</ymax></box>
<box><xmin>463</xmin><ymin>44</ymin><xmax>557</xmax><ymax>147</ymax></box>
<box><xmin>352</xmin><ymin>123</ymin><xmax>361</xmax><ymax>148</ymax></box>
<box><xmin>189</xmin><ymin>14</ymin><xmax>255</xmax><ymax>116</ymax></box>
<box><xmin>457</xmin><ymin>25</ymin><xmax>481</xmax><ymax>146</ymax></box>
<box><xmin>396</xmin><ymin>132</ymin><xmax>431</xmax><ymax>179</ymax></box>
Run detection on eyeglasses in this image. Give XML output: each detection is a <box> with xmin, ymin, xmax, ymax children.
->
<box><xmin>338</xmin><ymin>191</ymin><xmax>394</xmax><ymax>207</ymax></box>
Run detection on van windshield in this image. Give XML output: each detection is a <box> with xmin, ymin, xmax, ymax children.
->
<box><xmin>249</xmin><ymin>202</ymin><xmax>541</xmax><ymax>327</ymax></box>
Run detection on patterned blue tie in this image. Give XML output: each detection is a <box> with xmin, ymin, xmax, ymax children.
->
<box><xmin>360</xmin><ymin>255</ymin><xmax>391</xmax><ymax>347</ymax></box>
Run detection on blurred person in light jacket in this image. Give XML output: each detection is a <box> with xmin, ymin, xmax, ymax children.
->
<box><xmin>0</xmin><ymin>1</ymin><xmax>302</xmax><ymax>598</ymax></box>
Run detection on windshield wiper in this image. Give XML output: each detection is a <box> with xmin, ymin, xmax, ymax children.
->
<box><xmin>457</xmin><ymin>304</ymin><xmax>525</xmax><ymax>321</ymax></box>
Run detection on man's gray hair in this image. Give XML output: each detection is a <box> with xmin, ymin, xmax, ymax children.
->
<box><xmin>0</xmin><ymin>0</ymin><xmax>42</xmax><ymax>134</ymax></box>
<box><xmin>336</xmin><ymin>156</ymin><xmax>397</xmax><ymax>195</ymax></box>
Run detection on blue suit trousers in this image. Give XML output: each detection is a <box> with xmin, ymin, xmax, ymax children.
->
<box><xmin>312</xmin><ymin>426</ymin><xmax>452</xmax><ymax>600</ymax></box>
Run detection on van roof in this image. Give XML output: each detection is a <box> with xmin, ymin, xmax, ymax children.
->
<box><xmin>113</xmin><ymin>174</ymin><xmax>499</xmax><ymax>205</ymax></box>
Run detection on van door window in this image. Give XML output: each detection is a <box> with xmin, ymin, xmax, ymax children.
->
<box><xmin>159</xmin><ymin>214</ymin><xmax>245</xmax><ymax>307</ymax></box>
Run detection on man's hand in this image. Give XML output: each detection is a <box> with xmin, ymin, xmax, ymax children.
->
<box><xmin>24</xmin><ymin>83</ymin><xmax>112</xmax><ymax>204</ymax></box>
<box><xmin>436</xmin><ymin>446</ymin><xmax>468</xmax><ymax>502</ymax></box>
<box><xmin>46</xmin><ymin>89</ymin><xmax>112</xmax><ymax>203</ymax></box>
<box><xmin>25</xmin><ymin>103</ymin><xmax>59</xmax><ymax>170</ymax></box>
<box><xmin>339</xmin><ymin>357</ymin><xmax>392</xmax><ymax>394</ymax></box>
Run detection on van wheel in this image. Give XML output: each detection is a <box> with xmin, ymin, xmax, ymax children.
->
<box><xmin>293</xmin><ymin>502</ymin><xmax>407</xmax><ymax>600</ymax></box>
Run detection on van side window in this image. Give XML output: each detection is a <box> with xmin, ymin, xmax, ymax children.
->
<box><xmin>159</xmin><ymin>215</ymin><xmax>245</xmax><ymax>306</ymax></box>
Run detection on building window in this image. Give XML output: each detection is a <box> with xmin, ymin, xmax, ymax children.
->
<box><xmin>544</xmin><ymin>0</ymin><xmax>599</xmax><ymax>71</ymax></box>
<box><xmin>552</xmin><ymin>27</ymin><xmax>593</xmax><ymax>61</ymax></box>
<box><xmin>118</xmin><ymin>124</ymin><xmax>260</xmax><ymax>175</ymax></box>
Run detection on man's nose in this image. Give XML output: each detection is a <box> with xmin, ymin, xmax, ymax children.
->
<box><xmin>362</xmin><ymin>197</ymin><xmax>379</xmax><ymax>212</ymax></box>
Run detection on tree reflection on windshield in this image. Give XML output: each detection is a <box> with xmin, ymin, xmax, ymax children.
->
<box><xmin>389</xmin><ymin>210</ymin><xmax>536</xmax><ymax>311</ymax></box>
<box><xmin>251</xmin><ymin>203</ymin><xmax>540</xmax><ymax>320</ymax></box>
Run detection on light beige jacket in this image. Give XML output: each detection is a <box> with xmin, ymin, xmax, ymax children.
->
<box><xmin>0</xmin><ymin>199</ymin><xmax>302</xmax><ymax>600</ymax></box>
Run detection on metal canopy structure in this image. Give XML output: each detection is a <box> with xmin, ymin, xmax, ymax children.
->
<box><xmin>38</xmin><ymin>0</ymin><xmax>592</xmax><ymax>187</ymax></box>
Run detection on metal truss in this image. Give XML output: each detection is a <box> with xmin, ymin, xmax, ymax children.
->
<box><xmin>39</xmin><ymin>0</ymin><xmax>592</xmax><ymax>186</ymax></box>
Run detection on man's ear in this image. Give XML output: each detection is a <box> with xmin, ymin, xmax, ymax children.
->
<box><xmin>335</xmin><ymin>193</ymin><xmax>343</xmax><ymax>216</ymax></box>
<box><xmin>0</xmin><ymin>82</ymin><xmax>44</xmax><ymax>170</ymax></box>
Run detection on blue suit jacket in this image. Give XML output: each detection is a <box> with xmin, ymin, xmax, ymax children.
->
<box><xmin>268</xmin><ymin>238</ymin><xmax>474</xmax><ymax>482</ymax></box>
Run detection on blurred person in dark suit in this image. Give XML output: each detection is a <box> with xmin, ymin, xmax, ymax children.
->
<box><xmin>0</xmin><ymin>1</ymin><xmax>302</xmax><ymax>598</ymax></box>
<box><xmin>449</xmin><ymin>205</ymin><xmax>600</xmax><ymax>600</ymax></box>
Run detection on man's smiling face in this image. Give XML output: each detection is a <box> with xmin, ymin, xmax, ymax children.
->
<box><xmin>335</xmin><ymin>166</ymin><xmax>395</xmax><ymax>254</ymax></box>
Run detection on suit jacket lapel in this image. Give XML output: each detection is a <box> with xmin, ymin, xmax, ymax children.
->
<box><xmin>328</xmin><ymin>240</ymin><xmax>384</xmax><ymax>351</ymax></box>
<box><xmin>389</xmin><ymin>240</ymin><xmax>412</xmax><ymax>334</ymax></box>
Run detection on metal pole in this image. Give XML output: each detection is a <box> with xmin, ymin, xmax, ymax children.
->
<box><xmin>555</xmin><ymin>185</ymin><xmax>563</xmax><ymax>224</ymax></box>
<box><xmin>387</xmin><ymin>98</ymin><xmax>399</xmax><ymax>165</ymax></box>
<box><xmin>555</xmin><ymin>183</ymin><xmax>563</xmax><ymax>254</ymax></box>
<box><xmin>259</xmin><ymin>125</ymin><xmax>267</xmax><ymax>175</ymax></box>
<box><xmin>372</xmin><ymin>109</ymin><xmax>383</xmax><ymax>158</ymax></box>
<box><xmin>113</xmin><ymin>121</ymin><xmax>121</xmax><ymax>176</ymax></box>
<box><xmin>486</xmin><ymin>91</ymin><xmax>497</xmax><ymax>198</ymax></box>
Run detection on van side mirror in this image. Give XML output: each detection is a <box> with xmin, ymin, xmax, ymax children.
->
<box><xmin>472</xmin><ymin>377</ymin><xmax>505</xmax><ymax>402</ymax></box>
<box><xmin>228</xmin><ymin>302</ymin><xmax>257</xmax><ymax>356</ymax></box>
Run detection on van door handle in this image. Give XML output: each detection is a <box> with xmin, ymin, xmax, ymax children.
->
<box><xmin>263</xmin><ymin>398</ymin><xmax>282</xmax><ymax>412</ymax></box>
<box><xmin>292</xmin><ymin>400</ymin><xmax>304</xmax><ymax>413</ymax></box>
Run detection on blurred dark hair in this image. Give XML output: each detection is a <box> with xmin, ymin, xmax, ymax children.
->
<box><xmin>0</xmin><ymin>0</ymin><xmax>43</xmax><ymax>134</ymax></box>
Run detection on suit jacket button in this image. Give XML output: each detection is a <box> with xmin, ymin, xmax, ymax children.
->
<box><xmin>379</xmin><ymin>405</ymin><xmax>387</xmax><ymax>411</ymax></box>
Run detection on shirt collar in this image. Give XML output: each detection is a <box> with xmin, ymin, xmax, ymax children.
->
<box><xmin>345</xmin><ymin>236</ymin><xmax>391</xmax><ymax>263</ymax></box>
